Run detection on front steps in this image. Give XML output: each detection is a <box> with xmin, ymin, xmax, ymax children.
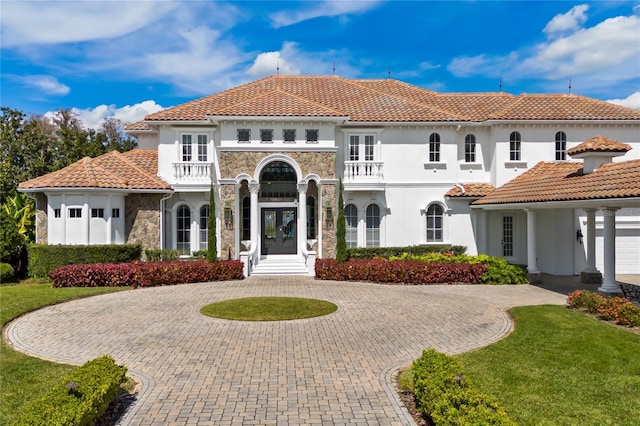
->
<box><xmin>250</xmin><ymin>255</ymin><xmax>310</xmax><ymax>276</ymax></box>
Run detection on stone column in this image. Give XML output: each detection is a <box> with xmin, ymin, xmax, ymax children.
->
<box><xmin>298</xmin><ymin>182</ymin><xmax>308</xmax><ymax>254</ymax></box>
<box><xmin>525</xmin><ymin>208</ymin><xmax>541</xmax><ymax>283</ymax></box>
<box><xmin>599</xmin><ymin>208</ymin><xmax>620</xmax><ymax>293</ymax></box>
<box><xmin>581</xmin><ymin>208</ymin><xmax>602</xmax><ymax>283</ymax></box>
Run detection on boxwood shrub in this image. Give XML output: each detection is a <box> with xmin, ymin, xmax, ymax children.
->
<box><xmin>28</xmin><ymin>244</ymin><xmax>142</xmax><ymax>278</ymax></box>
<box><xmin>347</xmin><ymin>245</ymin><xmax>467</xmax><ymax>260</ymax></box>
<box><xmin>412</xmin><ymin>349</ymin><xmax>515</xmax><ymax>425</ymax></box>
<box><xmin>12</xmin><ymin>355</ymin><xmax>127</xmax><ymax>426</ymax></box>
<box><xmin>1</xmin><ymin>262</ymin><xmax>15</xmax><ymax>283</ymax></box>
<box><xmin>144</xmin><ymin>249</ymin><xmax>181</xmax><ymax>262</ymax></box>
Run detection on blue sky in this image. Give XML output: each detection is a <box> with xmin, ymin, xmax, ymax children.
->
<box><xmin>1</xmin><ymin>0</ymin><xmax>639</xmax><ymax>128</ymax></box>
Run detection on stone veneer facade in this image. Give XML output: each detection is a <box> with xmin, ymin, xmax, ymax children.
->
<box><xmin>218</xmin><ymin>150</ymin><xmax>337</xmax><ymax>259</ymax></box>
<box><xmin>125</xmin><ymin>193</ymin><xmax>162</xmax><ymax>253</ymax></box>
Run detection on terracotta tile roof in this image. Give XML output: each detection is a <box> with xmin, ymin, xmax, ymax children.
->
<box><xmin>472</xmin><ymin>160</ymin><xmax>640</xmax><ymax>205</ymax></box>
<box><xmin>429</xmin><ymin>93</ymin><xmax>517</xmax><ymax>122</ymax></box>
<box><xmin>446</xmin><ymin>183</ymin><xmax>495</xmax><ymax>198</ymax></box>
<box><xmin>123</xmin><ymin>121</ymin><xmax>152</xmax><ymax>131</ymax></box>
<box><xmin>18</xmin><ymin>150</ymin><xmax>170</xmax><ymax>191</ymax></box>
<box><xmin>488</xmin><ymin>94</ymin><xmax>640</xmax><ymax>120</ymax></box>
<box><xmin>567</xmin><ymin>135</ymin><xmax>632</xmax><ymax>156</ymax></box>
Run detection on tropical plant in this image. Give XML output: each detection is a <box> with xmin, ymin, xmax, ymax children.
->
<box><xmin>2</xmin><ymin>191</ymin><xmax>35</xmax><ymax>242</ymax></box>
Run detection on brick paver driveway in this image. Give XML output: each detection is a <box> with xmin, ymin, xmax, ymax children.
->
<box><xmin>6</xmin><ymin>277</ymin><xmax>565</xmax><ymax>425</ymax></box>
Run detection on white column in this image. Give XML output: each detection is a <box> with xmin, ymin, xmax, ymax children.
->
<box><xmin>249</xmin><ymin>182</ymin><xmax>260</xmax><ymax>252</ymax></box>
<box><xmin>475</xmin><ymin>209</ymin><xmax>487</xmax><ymax>255</ymax></box>
<box><xmin>584</xmin><ymin>208</ymin><xmax>599</xmax><ymax>272</ymax></box>
<box><xmin>599</xmin><ymin>208</ymin><xmax>620</xmax><ymax>293</ymax></box>
<box><xmin>298</xmin><ymin>182</ymin><xmax>308</xmax><ymax>254</ymax></box>
<box><xmin>83</xmin><ymin>197</ymin><xmax>90</xmax><ymax>245</ymax></box>
<box><xmin>106</xmin><ymin>195</ymin><xmax>113</xmax><ymax>244</ymax></box>
<box><xmin>61</xmin><ymin>195</ymin><xmax>67</xmax><ymax>245</ymax></box>
<box><xmin>525</xmin><ymin>209</ymin><xmax>539</xmax><ymax>274</ymax></box>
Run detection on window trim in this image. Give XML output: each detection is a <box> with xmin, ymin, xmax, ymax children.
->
<box><xmin>365</xmin><ymin>203</ymin><xmax>381</xmax><ymax>248</ymax></box>
<box><xmin>509</xmin><ymin>131</ymin><xmax>521</xmax><ymax>161</ymax></box>
<box><xmin>464</xmin><ymin>134</ymin><xmax>476</xmax><ymax>163</ymax></box>
<box><xmin>555</xmin><ymin>131</ymin><xmax>567</xmax><ymax>161</ymax></box>
<box><xmin>429</xmin><ymin>133</ymin><xmax>441</xmax><ymax>162</ymax></box>
<box><xmin>425</xmin><ymin>203</ymin><xmax>444</xmax><ymax>243</ymax></box>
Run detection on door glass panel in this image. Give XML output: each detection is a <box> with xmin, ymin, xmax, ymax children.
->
<box><xmin>261</xmin><ymin>208</ymin><xmax>297</xmax><ymax>255</ymax></box>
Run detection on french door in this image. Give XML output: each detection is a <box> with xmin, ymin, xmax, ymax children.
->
<box><xmin>261</xmin><ymin>208</ymin><xmax>297</xmax><ymax>255</ymax></box>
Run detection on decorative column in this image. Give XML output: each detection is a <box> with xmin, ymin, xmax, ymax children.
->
<box><xmin>106</xmin><ymin>195</ymin><xmax>113</xmax><ymax>244</ymax></box>
<box><xmin>61</xmin><ymin>195</ymin><xmax>67</xmax><ymax>245</ymax></box>
<box><xmin>599</xmin><ymin>207</ymin><xmax>620</xmax><ymax>293</ymax></box>
<box><xmin>580</xmin><ymin>208</ymin><xmax>602</xmax><ymax>283</ymax></box>
<box><xmin>525</xmin><ymin>209</ymin><xmax>541</xmax><ymax>283</ymax></box>
<box><xmin>297</xmin><ymin>183</ymin><xmax>308</xmax><ymax>254</ymax></box>
<box><xmin>249</xmin><ymin>182</ymin><xmax>260</xmax><ymax>254</ymax></box>
<box><xmin>83</xmin><ymin>196</ymin><xmax>90</xmax><ymax>245</ymax></box>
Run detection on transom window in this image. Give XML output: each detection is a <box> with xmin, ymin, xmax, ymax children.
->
<box><xmin>306</xmin><ymin>129</ymin><xmax>319</xmax><ymax>143</ymax></box>
<box><xmin>555</xmin><ymin>131</ymin><xmax>566</xmax><ymax>160</ymax></box>
<box><xmin>260</xmin><ymin>161</ymin><xmax>297</xmax><ymax>198</ymax></box>
<box><xmin>366</xmin><ymin>204</ymin><xmax>380</xmax><ymax>247</ymax></box>
<box><xmin>260</xmin><ymin>129</ymin><xmax>273</xmax><ymax>143</ymax></box>
<box><xmin>345</xmin><ymin>204</ymin><xmax>358</xmax><ymax>248</ymax></box>
<box><xmin>238</xmin><ymin>129</ymin><xmax>250</xmax><ymax>143</ymax></box>
<box><xmin>465</xmin><ymin>134</ymin><xmax>476</xmax><ymax>163</ymax></box>
<box><xmin>509</xmin><ymin>131</ymin><xmax>521</xmax><ymax>161</ymax></box>
<box><xmin>283</xmin><ymin>129</ymin><xmax>296</xmax><ymax>143</ymax></box>
<box><xmin>429</xmin><ymin>133</ymin><xmax>441</xmax><ymax>162</ymax></box>
<box><xmin>426</xmin><ymin>204</ymin><xmax>443</xmax><ymax>242</ymax></box>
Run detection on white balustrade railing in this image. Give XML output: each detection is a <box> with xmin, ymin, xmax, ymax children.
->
<box><xmin>173</xmin><ymin>162</ymin><xmax>213</xmax><ymax>182</ymax></box>
<box><xmin>344</xmin><ymin>161</ymin><xmax>384</xmax><ymax>181</ymax></box>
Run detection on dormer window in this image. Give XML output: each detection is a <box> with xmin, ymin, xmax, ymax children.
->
<box><xmin>238</xmin><ymin>129</ymin><xmax>250</xmax><ymax>143</ymax></box>
<box><xmin>260</xmin><ymin>129</ymin><xmax>273</xmax><ymax>143</ymax></box>
<box><xmin>283</xmin><ymin>129</ymin><xmax>296</xmax><ymax>143</ymax></box>
<box><xmin>306</xmin><ymin>129</ymin><xmax>319</xmax><ymax>143</ymax></box>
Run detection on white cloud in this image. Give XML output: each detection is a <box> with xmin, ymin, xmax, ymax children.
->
<box><xmin>17</xmin><ymin>75</ymin><xmax>70</xmax><ymax>96</ymax></box>
<box><xmin>544</xmin><ymin>4</ymin><xmax>589</xmax><ymax>36</ymax></box>
<box><xmin>247</xmin><ymin>43</ymin><xmax>301</xmax><ymax>77</ymax></box>
<box><xmin>0</xmin><ymin>1</ymin><xmax>177</xmax><ymax>47</ymax></box>
<box><xmin>607</xmin><ymin>91</ymin><xmax>640</xmax><ymax>110</ymax></box>
<box><xmin>45</xmin><ymin>101</ymin><xmax>165</xmax><ymax>130</ymax></box>
<box><xmin>269</xmin><ymin>0</ymin><xmax>381</xmax><ymax>28</ymax></box>
<box><xmin>448</xmin><ymin>53</ymin><xmax>518</xmax><ymax>78</ymax></box>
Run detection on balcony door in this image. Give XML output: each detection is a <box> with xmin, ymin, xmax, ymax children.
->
<box><xmin>261</xmin><ymin>208</ymin><xmax>297</xmax><ymax>255</ymax></box>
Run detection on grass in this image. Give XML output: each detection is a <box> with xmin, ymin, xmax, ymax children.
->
<box><xmin>456</xmin><ymin>305</ymin><xmax>640</xmax><ymax>426</ymax></box>
<box><xmin>0</xmin><ymin>280</ymin><xmax>128</xmax><ymax>425</ymax></box>
<box><xmin>200</xmin><ymin>296</ymin><xmax>338</xmax><ymax>321</ymax></box>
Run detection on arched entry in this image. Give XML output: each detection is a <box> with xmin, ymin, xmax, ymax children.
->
<box><xmin>259</xmin><ymin>161</ymin><xmax>298</xmax><ymax>255</ymax></box>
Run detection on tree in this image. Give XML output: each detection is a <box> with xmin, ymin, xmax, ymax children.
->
<box><xmin>207</xmin><ymin>183</ymin><xmax>217</xmax><ymax>262</ymax></box>
<box><xmin>335</xmin><ymin>179</ymin><xmax>347</xmax><ymax>263</ymax></box>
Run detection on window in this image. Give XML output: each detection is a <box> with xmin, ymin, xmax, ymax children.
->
<box><xmin>199</xmin><ymin>205</ymin><xmax>209</xmax><ymax>251</ymax></box>
<box><xmin>54</xmin><ymin>208</ymin><xmax>61</xmax><ymax>218</ymax></box>
<box><xmin>260</xmin><ymin>161</ymin><xmax>297</xmax><ymax>198</ymax></box>
<box><xmin>177</xmin><ymin>205</ymin><xmax>191</xmax><ymax>254</ymax></box>
<box><xmin>465</xmin><ymin>134</ymin><xmax>476</xmax><ymax>163</ymax></box>
<box><xmin>555</xmin><ymin>131</ymin><xmax>566</xmax><ymax>160</ymax></box>
<box><xmin>429</xmin><ymin>133</ymin><xmax>441</xmax><ymax>162</ymax></box>
<box><xmin>306</xmin><ymin>129</ymin><xmax>319</xmax><ymax>143</ymax></box>
<box><xmin>238</xmin><ymin>129</ymin><xmax>250</xmax><ymax>143</ymax></box>
<box><xmin>364</xmin><ymin>135</ymin><xmax>374</xmax><ymax>161</ymax></box>
<box><xmin>426</xmin><ymin>204</ymin><xmax>443</xmax><ymax>242</ymax></box>
<box><xmin>69</xmin><ymin>208</ymin><xmax>82</xmax><ymax>218</ymax></box>
<box><xmin>260</xmin><ymin>129</ymin><xmax>273</xmax><ymax>143</ymax></box>
<box><xmin>283</xmin><ymin>129</ymin><xmax>296</xmax><ymax>143</ymax></box>
<box><xmin>182</xmin><ymin>134</ymin><xmax>192</xmax><ymax>161</ymax></box>
<box><xmin>241</xmin><ymin>197</ymin><xmax>250</xmax><ymax>241</ymax></box>
<box><xmin>91</xmin><ymin>208</ymin><xmax>104</xmax><ymax>218</ymax></box>
<box><xmin>502</xmin><ymin>215</ymin><xmax>514</xmax><ymax>257</ymax></box>
<box><xmin>366</xmin><ymin>204</ymin><xmax>380</xmax><ymax>247</ymax></box>
<box><xmin>112</xmin><ymin>208</ymin><xmax>120</xmax><ymax>218</ymax></box>
<box><xmin>197</xmin><ymin>135</ymin><xmax>207</xmax><ymax>161</ymax></box>
<box><xmin>307</xmin><ymin>197</ymin><xmax>316</xmax><ymax>239</ymax></box>
<box><xmin>509</xmin><ymin>132</ymin><xmax>521</xmax><ymax>161</ymax></box>
<box><xmin>349</xmin><ymin>135</ymin><xmax>360</xmax><ymax>161</ymax></box>
<box><xmin>345</xmin><ymin>204</ymin><xmax>358</xmax><ymax>248</ymax></box>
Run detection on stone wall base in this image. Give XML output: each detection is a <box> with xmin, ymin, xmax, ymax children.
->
<box><xmin>580</xmin><ymin>271</ymin><xmax>603</xmax><ymax>284</ymax></box>
<box><xmin>528</xmin><ymin>272</ymin><xmax>543</xmax><ymax>284</ymax></box>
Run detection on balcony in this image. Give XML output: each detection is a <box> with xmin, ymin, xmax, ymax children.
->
<box><xmin>343</xmin><ymin>161</ymin><xmax>385</xmax><ymax>191</ymax></box>
<box><xmin>173</xmin><ymin>162</ymin><xmax>213</xmax><ymax>183</ymax></box>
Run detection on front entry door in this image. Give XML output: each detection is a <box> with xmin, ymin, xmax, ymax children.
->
<box><xmin>261</xmin><ymin>208</ymin><xmax>297</xmax><ymax>255</ymax></box>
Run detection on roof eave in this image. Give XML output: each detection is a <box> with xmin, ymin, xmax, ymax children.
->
<box><xmin>206</xmin><ymin>115</ymin><xmax>349</xmax><ymax>124</ymax></box>
<box><xmin>18</xmin><ymin>187</ymin><xmax>173</xmax><ymax>194</ymax></box>
<box><xmin>470</xmin><ymin>197</ymin><xmax>640</xmax><ymax>210</ymax></box>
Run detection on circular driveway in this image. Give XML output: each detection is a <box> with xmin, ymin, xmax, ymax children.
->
<box><xmin>6</xmin><ymin>276</ymin><xmax>565</xmax><ymax>425</ymax></box>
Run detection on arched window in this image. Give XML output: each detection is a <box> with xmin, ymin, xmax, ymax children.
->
<box><xmin>199</xmin><ymin>205</ymin><xmax>209</xmax><ymax>251</ymax></box>
<box><xmin>260</xmin><ymin>161</ymin><xmax>297</xmax><ymax>198</ymax></box>
<box><xmin>465</xmin><ymin>134</ymin><xmax>476</xmax><ymax>163</ymax></box>
<box><xmin>177</xmin><ymin>205</ymin><xmax>191</xmax><ymax>254</ymax></box>
<box><xmin>366</xmin><ymin>204</ymin><xmax>380</xmax><ymax>247</ymax></box>
<box><xmin>555</xmin><ymin>131</ymin><xmax>566</xmax><ymax>160</ymax></box>
<box><xmin>429</xmin><ymin>133</ymin><xmax>441</xmax><ymax>162</ymax></box>
<box><xmin>345</xmin><ymin>204</ymin><xmax>358</xmax><ymax>248</ymax></box>
<box><xmin>426</xmin><ymin>204</ymin><xmax>444</xmax><ymax>242</ymax></box>
<box><xmin>509</xmin><ymin>132</ymin><xmax>521</xmax><ymax>161</ymax></box>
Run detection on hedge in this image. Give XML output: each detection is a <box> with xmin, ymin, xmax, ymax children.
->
<box><xmin>28</xmin><ymin>244</ymin><xmax>142</xmax><ymax>278</ymax></box>
<box><xmin>315</xmin><ymin>259</ymin><xmax>487</xmax><ymax>284</ymax></box>
<box><xmin>49</xmin><ymin>260</ymin><xmax>244</xmax><ymax>288</ymax></box>
<box><xmin>1</xmin><ymin>262</ymin><xmax>15</xmax><ymax>283</ymax></box>
<box><xmin>412</xmin><ymin>349</ymin><xmax>515</xmax><ymax>425</ymax></box>
<box><xmin>347</xmin><ymin>245</ymin><xmax>467</xmax><ymax>260</ymax></box>
<box><xmin>144</xmin><ymin>249</ymin><xmax>181</xmax><ymax>262</ymax></box>
<box><xmin>12</xmin><ymin>355</ymin><xmax>127</xmax><ymax>426</ymax></box>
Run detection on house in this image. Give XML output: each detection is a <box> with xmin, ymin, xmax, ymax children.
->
<box><xmin>18</xmin><ymin>75</ymin><xmax>640</xmax><ymax>284</ymax></box>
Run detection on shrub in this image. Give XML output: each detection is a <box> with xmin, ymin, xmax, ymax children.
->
<box><xmin>347</xmin><ymin>245</ymin><xmax>466</xmax><ymax>260</ymax></box>
<box><xmin>49</xmin><ymin>260</ymin><xmax>244</xmax><ymax>288</ymax></box>
<box><xmin>315</xmin><ymin>259</ymin><xmax>486</xmax><ymax>284</ymax></box>
<box><xmin>28</xmin><ymin>244</ymin><xmax>141</xmax><ymax>278</ymax></box>
<box><xmin>412</xmin><ymin>349</ymin><xmax>515</xmax><ymax>426</ymax></box>
<box><xmin>567</xmin><ymin>290</ymin><xmax>640</xmax><ymax>327</ymax></box>
<box><xmin>144</xmin><ymin>249</ymin><xmax>181</xmax><ymax>262</ymax></box>
<box><xmin>0</xmin><ymin>262</ymin><xmax>15</xmax><ymax>283</ymax></box>
<box><xmin>13</xmin><ymin>355</ymin><xmax>127</xmax><ymax>426</ymax></box>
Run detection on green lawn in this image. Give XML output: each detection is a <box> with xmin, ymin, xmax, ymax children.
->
<box><xmin>0</xmin><ymin>281</ymin><xmax>127</xmax><ymax>425</ymax></box>
<box><xmin>457</xmin><ymin>305</ymin><xmax>640</xmax><ymax>426</ymax></box>
<box><xmin>201</xmin><ymin>296</ymin><xmax>338</xmax><ymax>321</ymax></box>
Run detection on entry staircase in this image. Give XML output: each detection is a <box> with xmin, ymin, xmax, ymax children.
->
<box><xmin>250</xmin><ymin>255</ymin><xmax>310</xmax><ymax>276</ymax></box>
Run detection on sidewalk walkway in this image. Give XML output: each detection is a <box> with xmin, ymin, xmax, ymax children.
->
<box><xmin>3</xmin><ymin>277</ymin><xmax>615</xmax><ymax>425</ymax></box>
